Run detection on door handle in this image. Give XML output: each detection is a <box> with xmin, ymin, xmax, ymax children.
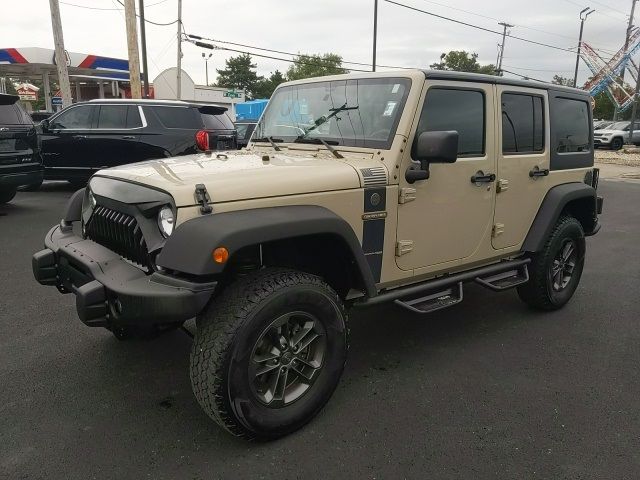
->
<box><xmin>529</xmin><ymin>167</ymin><xmax>550</xmax><ymax>178</ymax></box>
<box><xmin>75</xmin><ymin>135</ymin><xmax>88</xmax><ymax>140</ymax></box>
<box><xmin>122</xmin><ymin>135</ymin><xmax>136</xmax><ymax>139</ymax></box>
<box><xmin>470</xmin><ymin>171</ymin><xmax>496</xmax><ymax>184</ymax></box>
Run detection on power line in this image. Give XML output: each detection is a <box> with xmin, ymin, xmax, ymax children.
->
<box><xmin>384</xmin><ymin>0</ymin><xmax>575</xmax><ymax>54</ymax></box>
<box><xmin>61</xmin><ymin>0</ymin><xmax>170</xmax><ymax>11</ymax></box>
<box><xmin>114</xmin><ymin>0</ymin><xmax>178</xmax><ymax>25</ymax></box>
<box><xmin>559</xmin><ymin>0</ymin><xmax>628</xmax><ymax>22</ymax></box>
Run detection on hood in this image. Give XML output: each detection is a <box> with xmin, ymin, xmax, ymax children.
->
<box><xmin>594</xmin><ymin>129</ymin><xmax>625</xmax><ymax>135</ymax></box>
<box><xmin>96</xmin><ymin>149</ymin><xmax>385</xmax><ymax>207</ymax></box>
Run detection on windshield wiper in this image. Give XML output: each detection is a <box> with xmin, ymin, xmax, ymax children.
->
<box><xmin>294</xmin><ymin>137</ymin><xmax>343</xmax><ymax>159</ymax></box>
<box><xmin>298</xmin><ymin>103</ymin><xmax>359</xmax><ymax>140</ymax></box>
<box><xmin>254</xmin><ymin>136</ymin><xmax>282</xmax><ymax>151</ymax></box>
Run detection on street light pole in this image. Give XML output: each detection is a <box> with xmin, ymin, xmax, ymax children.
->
<box><xmin>573</xmin><ymin>7</ymin><xmax>595</xmax><ymax>88</ymax></box>
<box><xmin>202</xmin><ymin>52</ymin><xmax>212</xmax><ymax>85</ymax></box>
<box><xmin>372</xmin><ymin>0</ymin><xmax>378</xmax><ymax>72</ymax></box>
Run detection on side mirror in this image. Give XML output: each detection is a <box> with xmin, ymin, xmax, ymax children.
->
<box><xmin>406</xmin><ymin>131</ymin><xmax>459</xmax><ymax>183</ymax></box>
<box><xmin>40</xmin><ymin>118</ymin><xmax>50</xmax><ymax>131</ymax></box>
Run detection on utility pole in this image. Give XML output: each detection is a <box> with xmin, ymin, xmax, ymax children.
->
<box><xmin>48</xmin><ymin>0</ymin><xmax>73</xmax><ymax>107</ymax></box>
<box><xmin>627</xmin><ymin>55</ymin><xmax>640</xmax><ymax>143</ymax></box>
<box><xmin>139</xmin><ymin>0</ymin><xmax>150</xmax><ymax>98</ymax></box>
<box><xmin>573</xmin><ymin>7</ymin><xmax>595</xmax><ymax>88</ymax></box>
<box><xmin>123</xmin><ymin>0</ymin><xmax>142</xmax><ymax>98</ymax></box>
<box><xmin>496</xmin><ymin>22</ymin><xmax>514</xmax><ymax>76</ymax></box>
<box><xmin>372</xmin><ymin>0</ymin><xmax>378</xmax><ymax>72</ymax></box>
<box><xmin>176</xmin><ymin>0</ymin><xmax>182</xmax><ymax>99</ymax></box>
<box><xmin>202</xmin><ymin>52</ymin><xmax>212</xmax><ymax>85</ymax></box>
<box><xmin>614</xmin><ymin>0</ymin><xmax>638</xmax><ymax>119</ymax></box>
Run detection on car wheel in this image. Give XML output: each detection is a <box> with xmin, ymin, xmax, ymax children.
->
<box><xmin>517</xmin><ymin>216</ymin><xmax>585</xmax><ymax>311</ymax></box>
<box><xmin>190</xmin><ymin>268</ymin><xmax>348</xmax><ymax>440</ymax></box>
<box><xmin>0</xmin><ymin>188</ymin><xmax>17</xmax><ymax>204</ymax></box>
<box><xmin>611</xmin><ymin>137</ymin><xmax>624</xmax><ymax>150</ymax></box>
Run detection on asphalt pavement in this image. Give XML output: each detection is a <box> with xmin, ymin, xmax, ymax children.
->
<box><xmin>1</xmin><ymin>180</ymin><xmax>639</xmax><ymax>480</ymax></box>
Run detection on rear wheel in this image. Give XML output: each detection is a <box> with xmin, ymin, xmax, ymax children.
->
<box><xmin>190</xmin><ymin>268</ymin><xmax>348</xmax><ymax>440</ymax></box>
<box><xmin>517</xmin><ymin>216</ymin><xmax>585</xmax><ymax>310</ymax></box>
<box><xmin>0</xmin><ymin>188</ymin><xmax>17</xmax><ymax>204</ymax></box>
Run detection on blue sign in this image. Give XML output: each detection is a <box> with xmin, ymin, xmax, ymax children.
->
<box><xmin>51</xmin><ymin>97</ymin><xmax>63</xmax><ymax>105</ymax></box>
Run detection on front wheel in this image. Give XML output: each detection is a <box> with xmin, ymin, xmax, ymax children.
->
<box><xmin>190</xmin><ymin>268</ymin><xmax>348</xmax><ymax>439</ymax></box>
<box><xmin>517</xmin><ymin>216</ymin><xmax>585</xmax><ymax>310</ymax></box>
<box><xmin>611</xmin><ymin>137</ymin><xmax>624</xmax><ymax>150</ymax></box>
<box><xmin>0</xmin><ymin>188</ymin><xmax>17</xmax><ymax>204</ymax></box>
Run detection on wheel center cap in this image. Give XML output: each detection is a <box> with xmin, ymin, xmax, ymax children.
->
<box><xmin>281</xmin><ymin>352</ymin><xmax>294</xmax><ymax>364</ymax></box>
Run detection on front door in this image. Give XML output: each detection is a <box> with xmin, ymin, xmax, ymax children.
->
<box><xmin>396</xmin><ymin>81</ymin><xmax>497</xmax><ymax>271</ymax></box>
<box><xmin>492</xmin><ymin>86</ymin><xmax>550</xmax><ymax>250</ymax></box>
<box><xmin>87</xmin><ymin>105</ymin><xmax>142</xmax><ymax>170</ymax></box>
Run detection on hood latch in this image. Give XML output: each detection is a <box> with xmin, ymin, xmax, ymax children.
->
<box><xmin>194</xmin><ymin>183</ymin><xmax>212</xmax><ymax>214</ymax></box>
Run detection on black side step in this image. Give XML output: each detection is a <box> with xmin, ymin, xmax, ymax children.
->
<box><xmin>474</xmin><ymin>265</ymin><xmax>529</xmax><ymax>291</ymax></box>
<box><xmin>394</xmin><ymin>282</ymin><xmax>463</xmax><ymax>314</ymax></box>
<box><xmin>355</xmin><ymin>257</ymin><xmax>531</xmax><ymax>309</ymax></box>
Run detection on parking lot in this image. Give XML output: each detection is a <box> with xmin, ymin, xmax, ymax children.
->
<box><xmin>1</xmin><ymin>178</ymin><xmax>639</xmax><ymax>479</ymax></box>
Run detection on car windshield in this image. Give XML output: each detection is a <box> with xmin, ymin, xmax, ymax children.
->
<box><xmin>604</xmin><ymin>122</ymin><xmax>629</xmax><ymax>130</ymax></box>
<box><xmin>253</xmin><ymin>77</ymin><xmax>411</xmax><ymax>149</ymax></box>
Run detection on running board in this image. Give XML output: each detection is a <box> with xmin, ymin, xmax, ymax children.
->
<box><xmin>474</xmin><ymin>265</ymin><xmax>529</xmax><ymax>291</ymax></box>
<box><xmin>394</xmin><ymin>282</ymin><xmax>463</xmax><ymax>314</ymax></box>
<box><xmin>355</xmin><ymin>257</ymin><xmax>531</xmax><ymax>309</ymax></box>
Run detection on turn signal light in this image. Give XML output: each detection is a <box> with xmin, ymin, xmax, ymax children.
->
<box><xmin>196</xmin><ymin>130</ymin><xmax>210</xmax><ymax>151</ymax></box>
<box><xmin>213</xmin><ymin>247</ymin><xmax>229</xmax><ymax>264</ymax></box>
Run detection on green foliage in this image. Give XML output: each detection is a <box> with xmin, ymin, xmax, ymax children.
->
<box><xmin>215</xmin><ymin>54</ymin><xmax>264</xmax><ymax>99</ymax></box>
<box><xmin>253</xmin><ymin>70</ymin><xmax>286</xmax><ymax>99</ymax></box>
<box><xmin>430</xmin><ymin>51</ymin><xmax>496</xmax><ymax>75</ymax></box>
<box><xmin>551</xmin><ymin>75</ymin><xmax>574</xmax><ymax>87</ymax></box>
<box><xmin>593</xmin><ymin>91</ymin><xmax>616</xmax><ymax>120</ymax></box>
<box><xmin>286</xmin><ymin>53</ymin><xmax>347</xmax><ymax>81</ymax></box>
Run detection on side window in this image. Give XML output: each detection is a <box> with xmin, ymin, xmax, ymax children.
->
<box><xmin>126</xmin><ymin>106</ymin><xmax>143</xmax><ymax>128</ymax></box>
<box><xmin>153</xmin><ymin>107</ymin><xmax>200</xmax><ymax>129</ymax></box>
<box><xmin>554</xmin><ymin>98</ymin><xmax>590</xmax><ymax>153</ymax></box>
<box><xmin>51</xmin><ymin>106</ymin><xmax>93</xmax><ymax>129</ymax></box>
<box><xmin>415</xmin><ymin>88</ymin><xmax>485</xmax><ymax>157</ymax></box>
<box><xmin>97</xmin><ymin>105</ymin><xmax>127</xmax><ymax>129</ymax></box>
<box><xmin>501</xmin><ymin>93</ymin><xmax>544</xmax><ymax>154</ymax></box>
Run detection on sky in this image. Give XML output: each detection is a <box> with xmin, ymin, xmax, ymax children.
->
<box><xmin>0</xmin><ymin>0</ymin><xmax>635</xmax><ymax>86</ymax></box>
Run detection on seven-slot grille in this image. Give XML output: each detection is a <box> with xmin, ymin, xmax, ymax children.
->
<box><xmin>85</xmin><ymin>205</ymin><xmax>150</xmax><ymax>269</ymax></box>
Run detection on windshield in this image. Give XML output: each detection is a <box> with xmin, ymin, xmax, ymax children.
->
<box><xmin>604</xmin><ymin>122</ymin><xmax>629</xmax><ymax>130</ymax></box>
<box><xmin>253</xmin><ymin>77</ymin><xmax>411</xmax><ymax>149</ymax></box>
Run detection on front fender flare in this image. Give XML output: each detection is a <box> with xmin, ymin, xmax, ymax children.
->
<box><xmin>156</xmin><ymin>205</ymin><xmax>377</xmax><ymax>297</ymax></box>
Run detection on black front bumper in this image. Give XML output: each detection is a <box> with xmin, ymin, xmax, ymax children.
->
<box><xmin>33</xmin><ymin>224</ymin><xmax>217</xmax><ymax>328</ymax></box>
<box><xmin>0</xmin><ymin>168</ymin><xmax>43</xmax><ymax>189</ymax></box>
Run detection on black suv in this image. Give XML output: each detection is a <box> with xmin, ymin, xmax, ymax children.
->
<box><xmin>0</xmin><ymin>94</ymin><xmax>43</xmax><ymax>203</ymax></box>
<box><xmin>39</xmin><ymin>99</ymin><xmax>237</xmax><ymax>184</ymax></box>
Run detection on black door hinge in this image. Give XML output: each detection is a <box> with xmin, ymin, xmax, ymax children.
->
<box><xmin>194</xmin><ymin>183</ymin><xmax>212</xmax><ymax>214</ymax></box>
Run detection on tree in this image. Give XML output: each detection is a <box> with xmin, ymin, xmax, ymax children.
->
<box><xmin>593</xmin><ymin>91</ymin><xmax>616</xmax><ymax>120</ymax></box>
<box><xmin>286</xmin><ymin>53</ymin><xmax>347</xmax><ymax>81</ymax></box>
<box><xmin>215</xmin><ymin>54</ymin><xmax>263</xmax><ymax>99</ymax></box>
<box><xmin>253</xmin><ymin>70</ymin><xmax>286</xmax><ymax>99</ymax></box>
<box><xmin>430</xmin><ymin>51</ymin><xmax>496</xmax><ymax>75</ymax></box>
<box><xmin>552</xmin><ymin>75</ymin><xmax>573</xmax><ymax>87</ymax></box>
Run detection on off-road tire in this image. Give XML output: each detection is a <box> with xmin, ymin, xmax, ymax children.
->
<box><xmin>0</xmin><ymin>188</ymin><xmax>17</xmax><ymax>204</ymax></box>
<box><xmin>517</xmin><ymin>215</ymin><xmax>585</xmax><ymax>311</ymax></box>
<box><xmin>190</xmin><ymin>268</ymin><xmax>348</xmax><ymax>440</ymax></box>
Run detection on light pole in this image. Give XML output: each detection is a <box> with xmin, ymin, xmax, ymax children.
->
<box><xmin>573</xmin><ymin>7</ymin><xmax>595</xmax><ymax>88</ymax></box>
<box><xmin>372</xmin><ymin>0</ymin><xmax>378</xmax><ymax>72</ymax></box>
<box><xmin>202</xmin><ymin>52</ymin><xmax>212</xmax><ymax>86</ymax></box>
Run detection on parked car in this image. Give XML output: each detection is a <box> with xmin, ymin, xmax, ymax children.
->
<box><xmin>38</xmin><ymin>99</ymin><xmax>237</xmax><ymax>185</ymax></box>
<box><xmin>234</xmin><ymin>120</ymin><xmax>257</xmax><ymax>148</ymax></box>
<box><xmin>34</xmin><ymin>70</ymin><xmax>602</xmax><ymax>439</ymax></box>
<box><xmin>593</xmin><ymin>120</ymin><xmax>640</xmax><ymax>150</ymax></box>
<box><xmin>0</xmin><ymin>94</ymin><xmax>43</xmax><ymax>203</ymax></box>
<box><xmin>30</xmin><ymin>111</ymin><xmax>53</xmax><ymax>124</ymax></box>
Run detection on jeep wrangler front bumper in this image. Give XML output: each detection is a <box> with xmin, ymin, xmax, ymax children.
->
<box><xmin>32</xmin><ymin>224</ymin><xmax>217</xmax><ymax>328</ymax></box>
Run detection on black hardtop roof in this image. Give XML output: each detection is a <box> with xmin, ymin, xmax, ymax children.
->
<box><xmin>421</xmin><ymin>70</ymin><xmax>590</xmax><ymax>97</ymax></box>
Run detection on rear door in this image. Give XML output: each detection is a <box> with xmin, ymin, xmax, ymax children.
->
<box><xmin>0</xmin><ymin>99</ymin><xmax>39</xmax><ymax>172</ymax></box>
<box><xmin>492</xmin><ymin>86</ymin><xmax>549</xmax><ymax>249</ymax></box>
<box><xmin>41</xmin><ymin>104</ymin><xmax>95</xmax><ymax>178</ymax></box>
<box><xmin>88</xmin><ymin>104</ymin><xmax>142</xmax><ymax>169</ymax></box>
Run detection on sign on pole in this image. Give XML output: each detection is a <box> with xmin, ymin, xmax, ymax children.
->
<box><xmin>223</xmin><ymin>89</ymin><xmax>242</xmax><ymax>98</ymax></box>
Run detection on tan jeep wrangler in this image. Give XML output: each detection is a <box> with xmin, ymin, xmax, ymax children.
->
<box><xmin>33</xmin><ymin>70</ymin><xmax>603</xmax><ymax>439</ymax></box>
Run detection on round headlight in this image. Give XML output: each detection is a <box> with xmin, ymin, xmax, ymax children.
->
<box><xmin>158</xmin><ymin>206</ymin><xmax>175</xmax><ymax>237</ymax></box>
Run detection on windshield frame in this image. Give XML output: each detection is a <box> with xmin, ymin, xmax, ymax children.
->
<box><xmin>253</xmin><ymin>77</ymin><xmax>412</xmax><ymax>150</ymax></box>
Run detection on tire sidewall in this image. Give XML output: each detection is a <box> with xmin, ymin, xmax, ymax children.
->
<box><xmin>222</xmin><ymin>283</ymin><xmax>347</xmax><ymax>438</ymax></box>
<box><xmin>543</xmin><ymin>220</ymin><xmax>585</xmax><ymax>307</ymax></box>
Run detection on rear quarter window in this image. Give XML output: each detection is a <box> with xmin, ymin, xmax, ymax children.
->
<box><xmin>549</xmin><ymin>93</ymin><xmax>593</xmax><ymax>170</ymax></box>
<box><xmin>201</xmin><ymin>112</ymin><xmax>235</xmax><ymax>130</ymax></box>
<box><xmin>0</xmin><ymin>104</ymin><xmax>22</xmax><ymax>125</ymax></box>
<box><xmin>152</xmin><ymin>106</ymin><xmax>201</xmax><ymax>129</ymax></box>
